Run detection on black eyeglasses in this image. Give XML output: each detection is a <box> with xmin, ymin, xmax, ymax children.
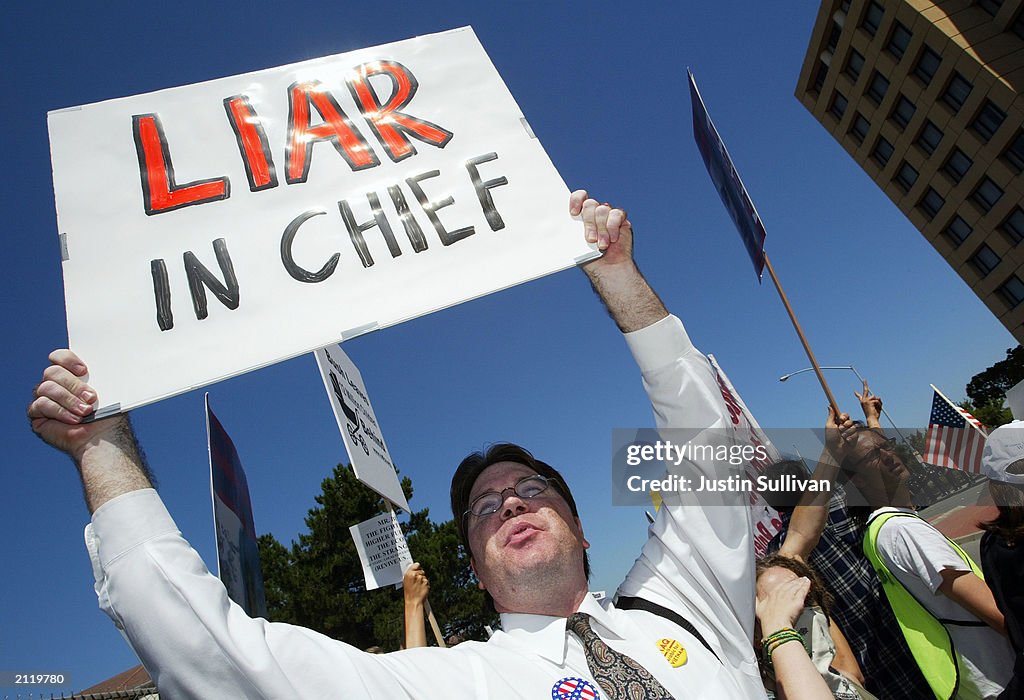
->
<box><xmin>464</xmin><ymin>474</ymin><xmax>556</xmax><ymax>520</ymax></box>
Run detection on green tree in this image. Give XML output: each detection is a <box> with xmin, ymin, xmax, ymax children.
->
<box><xmin>258</xmin><ymin>463</ymin><xmax>496</xmax><ymax>650</ymax></box>
<box><xmin>959</xmin><ymin>398</ymin><xmax>1013</xmax><ymax>430</ymax></box>
<box><xmin>965</xmin><ymin>345</ymin><xmax>1024</xmax><ymax>406</ymax></box>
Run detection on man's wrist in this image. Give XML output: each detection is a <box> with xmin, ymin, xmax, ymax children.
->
<box><xmin>71</xmin><ymin>415</ymin><xmax>132</xmax><ymax>464</ymax></box>
<box><xmin>581</xmin><ymin>257</ymin><xmax>640</xmax><ymax>283</ymax></box>
<box><xmin>74</xmin><ymin>416</ymin><xmax>156</xmax><ymax>513</ymax></box>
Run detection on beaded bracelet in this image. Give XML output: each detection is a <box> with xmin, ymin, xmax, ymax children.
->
<box><xmin>761</xmin><ymin>627</ymin><xmax>807</xmax><ymax>668</ymax></box>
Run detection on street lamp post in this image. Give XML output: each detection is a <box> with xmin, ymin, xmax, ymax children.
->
<box><xmin>779</xmin><ymin>365</ymin><xmax>921</xmax><ymax>459</ymax></box>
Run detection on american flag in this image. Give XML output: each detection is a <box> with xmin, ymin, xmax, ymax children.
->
<box><xmin>923</xmin><ymin>386</ymin><xmax>988</xmax><ymax>474</ymax></box>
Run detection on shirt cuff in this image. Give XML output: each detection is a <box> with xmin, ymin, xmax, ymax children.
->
<box><xmin>623</xmin><ymin>315</ymin><xmax>695</xmax><ymax>372</ymax></box>
<box><xmin>87</xmin><ymin>488</ymin><xmax>179</xmax><ymax>570</ymax></box>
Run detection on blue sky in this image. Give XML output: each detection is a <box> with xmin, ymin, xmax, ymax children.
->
<box><xmin>2</xmin><ymin>1</ymin><xmax>1016</xmax><ymax>692</ymax></box>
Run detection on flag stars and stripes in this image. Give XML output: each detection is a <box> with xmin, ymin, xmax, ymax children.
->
<box><xmin>923</xmin><ymin>387</ymin><xmax>987</xmax><ymax>474</ymax></box>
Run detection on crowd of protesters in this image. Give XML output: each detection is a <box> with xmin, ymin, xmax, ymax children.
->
<box><xmin>29</xmin><ymin>187</ymin><xmax>1024</xmax><ymax>699</ymax></box>
<box><xmin>373</xmin><ymin>384</ymin><xmax>1024</xmax><ymax>700</ymax></box>
<box><xmin>388</xmin><ymin>377</ymin><xmax>1024</xmax><ymax>700</ymax></box>
<box><xmin>753</xmin><ymin>381</ymin><xmax>1022</xmax><ymax>699</ymax></box>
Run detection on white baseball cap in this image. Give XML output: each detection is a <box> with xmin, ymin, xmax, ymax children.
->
<box><xmin>981</xmin><ymin>419</ymin><xmax>1024</xmax><ymax>485</ymax></box>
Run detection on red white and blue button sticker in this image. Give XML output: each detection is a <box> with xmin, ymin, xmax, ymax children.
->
<box><xmin>552</xmin><ymin>677</ymin><xmax>600</xmax><ymax>700</ymax></box>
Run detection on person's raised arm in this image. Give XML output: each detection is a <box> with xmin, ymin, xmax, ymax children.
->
<box><xmin>855</xmin><ymin>380</ymin><xmax>883</xmax><ymax>430</ymax></box>
<box><xmin>571</xmin><ymin>190</ymin><xmax>668</xmax><ymax>333</ymax></box>
<box><xmin>403</xmin><ymin>562</ymin><xmax>430</xmax><ymax>649</ymax></box>
<box><xmin>778</xmin><ymin>408</ymin><xmax>855</xmax><ymax>562</ymax></box>
<box><xmin>28</xmin><ymin>349</ymin><xmax>153</xmax><ymax>513</ymax></box>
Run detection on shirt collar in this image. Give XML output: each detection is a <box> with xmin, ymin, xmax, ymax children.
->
<box><xmin>497</xmin><ymin>594</ymin><xmax>625</xmax><ymax>664</ymax></box>
<box><xmin>871</xmin><ymin>505</ymin><xmax>916</xmax><ymax>517</ymax></box>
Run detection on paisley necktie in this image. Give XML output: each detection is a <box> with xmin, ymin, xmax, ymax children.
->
<box><xmin>566</xmin><ymin>612</ymin><xmax>675</xmax><ymax>699</ymax></box>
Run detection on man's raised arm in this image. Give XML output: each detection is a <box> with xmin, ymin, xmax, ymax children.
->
<box><xmin>571</xmin><ymin>190</ymin><xmax>668</xmax><ymax>332</ymax></box>
<box><xmin>28</xmin><ymin>349</ymin><xmax>153</xmax><ymax>513</ymax></box>
<box><xmin>778</xmin><ymin>409</ymin><xmax>855</xmax><ymax>562</ymax></box>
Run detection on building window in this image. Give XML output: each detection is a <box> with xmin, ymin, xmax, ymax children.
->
<box><xmin>849</xmin><ymin>114</ymin><xmax>871</xmax><ymax>144</ymax></box>
<box><xmin>1001</xmin><ymin>207</ymin><xmax>1024</xmax><ymax>244</ymax></box>
<box><xmin>972</xmin><ymin>177</ymin><xmax>1004</xmax><ymax>212</ymax></box>
<box><xmin>1002</xmin><ymin>130</ymin><xmax>1024</xmax><ymax>172</ymax></box>
<box><xmin>862</xmin><ymin>1</ymin><xmax>884</xmax><ymax>35</ymax></box>
<box><xmin>998</xmin><ymin>275</ymin><xmax>1024</xmax><ymax>307</ymax></box>
<box><xmin>977</xmin><ymin>0</ymin><xmax>1003</xmax><ymax>16</ymax></box>
<box><xmin>872</xmin><ymin>136</ymin><xmax>894</xmax><ymax>166</ymax></box>
<box><xmin>895</xmin><ymin>161</ymin><xmax>919</xmax><ymax>191</ymax></box>
<box><xmin>944</xmin><ymin>215</ymin><xmax>973</xmax><ymax>247</ymax></box>
<box><xmin>887</xmin><ymin>22</ymin><xmax>912</xmax><ymax>60</ymax></box>
<box><xmin>812</xmin><ymin>60</ymin><xmax>829</xmax><ymax>94</ymax></box>
<box><xmin>827</xmin><ymin>21</ymin><xmax>843</xmax><ymax>52</ymax></box>
<box><xmin>916</xmin><ymin>120</ymin><xmax>943</xmax><ymax>155</ymax></box>
<box><xmin>846</xmin><ymin>50</ymin><xmax>865</xmax><ymax>81</ymax></box>
<box><xmin>891</xmin><ymin>95</ymin><xmax>916</xmax><ymax>129</ymax></box>
<box><xmin>971</xmin><ymin>100</ymin><xmax>1007</xmax><ymax>142</ymax></box>
<box><xmin>913</xmin><ymin>46</ymin><xmax>941</xmax><ymax>84</ymax></box>
<box><xmin>942</xmin><ymin>148</ymin><xmax>973</xmax><ymax>183</ymax></box>
<box><xmin>919</xmin><ymin>188</ymin><xmax>945</xmax><ymax>219</ymax></box>
<box><xmin>941</xmin><ymin>72</ymin><xmax>973</xmax><ymax>113</ymax></box>
<box><xmin>866</xmin><ymin>71</ymin><xmax>890</xmax><ymax>103</ymax></box>
<box><xmin>969</xmin><ymin>245</ymin><xmax>1002</xmax><ymax>277</ymax></box>
<box><xmin>830</xmin><ymin>91</ymin><xmax>849</xmax><ymax>119</ymax></box>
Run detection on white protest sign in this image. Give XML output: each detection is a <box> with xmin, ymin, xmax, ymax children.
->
<box><xmin>349</xmin><ymin>511</ymin><xmax>413</xmax><ymax>590</ymax></box>
<box><xmin>315</xmin><ymin>343</ymin><xmax>409</xmax><ymax>511</ymax></box>
<box><xmin>49</xmin><ymin>26</ymin><xmax>597</xmax><ymax>415</ymax></box>
<box><xmin>1007</xmin><ymin>378</ymin><xmax>1024</xmax><ymax>420</ymax></box>
<box><xmin>707</xmin><ymin>354</ymin><xmax>783</xmax><ymax>556</ymax></box>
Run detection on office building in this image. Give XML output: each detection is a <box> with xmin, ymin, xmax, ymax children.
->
<box><xmin>797</xmin><ymin>0</ymin><xmax>1024</xmax><ymax>342</ymax></box>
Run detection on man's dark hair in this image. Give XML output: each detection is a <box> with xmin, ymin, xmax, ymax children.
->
<box><xmin>450</xmin><ymin>442</ymin><xmax>591</xmax><ymax>581</ymax></box>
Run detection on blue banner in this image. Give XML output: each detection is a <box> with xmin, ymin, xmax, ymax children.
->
<box><xmin>689</xmin><ymin>71</ymin><xmax>766</xmax><ymax>281</ymax></box>
<box><xmin>207</xmin><ymin>397</ymin><xmax>268</xmax><ymax>618</ymax></box>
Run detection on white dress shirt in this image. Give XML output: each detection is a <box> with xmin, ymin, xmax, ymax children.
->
<box><xmin>85</xmin><ymin>314</ymin><xmax>764</xmax><ymax>698</ymax></box>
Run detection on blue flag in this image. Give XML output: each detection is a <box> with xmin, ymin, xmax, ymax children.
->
<box><xmin>207</xmin><ymin>396</ymin><xmax>268</xmax><ymax>618</ymax></box>
<box><xmin>689</xmin><ymin>70</ymin><xmax>767</xmax><ymax>281</ymax></box>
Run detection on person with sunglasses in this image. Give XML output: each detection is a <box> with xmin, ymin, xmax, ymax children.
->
<box><xmin>791</xmin><ymin>397</ymin><xmax>1012</xmax><ymax>699</ymax></box>
<box><xmin>28</xmin><ymin>189</ymin><xmax>766</xmax><ymax>698</ymax></box>
<box><xmin>763</xmin><ymin>402</ymin><xmax>930</xmax><ymax>698</ymax></box>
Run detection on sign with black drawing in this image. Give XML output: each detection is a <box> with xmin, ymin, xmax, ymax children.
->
<box><xmin>315</xmin><ymin>343</ymin><xmax>409</xmax><ymax>512</ymax></box>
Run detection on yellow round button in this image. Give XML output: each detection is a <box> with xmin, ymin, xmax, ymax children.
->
<box><xmin>657</xmin><ymin>638</ymin><xmax>687</xmax><ymax>667</ymax></box>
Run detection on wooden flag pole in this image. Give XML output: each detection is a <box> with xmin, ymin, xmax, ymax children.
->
<box><xmin>388</xmin><ymin>499</ymin><xmax>446</xmax><ymax>648</ymax></box>
<box><xmin>763</xmin><ymin>252</ymin><xmax>841</xmax><ymax>416</ymax></box>
<box><xmin>424</xmin><ymin>600</ymin><xmax>447</xmax><ymax>648</ymax></box>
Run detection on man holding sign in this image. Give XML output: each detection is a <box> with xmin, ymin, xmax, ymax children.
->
<box><xmin>29</xmin><ymin>191</ymin><xmax>764</xmax><ymax>698</ymax></box>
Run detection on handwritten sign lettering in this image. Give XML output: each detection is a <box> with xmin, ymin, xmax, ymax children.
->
<box><xmin>49</xmin><ymin>27</ymin><xmax>595</xmax><ymax>413</ymax></box>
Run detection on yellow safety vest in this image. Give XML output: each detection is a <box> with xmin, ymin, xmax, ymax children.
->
<box><xmin>862</xmin><ymin>511</ymin><xmax>985</xmax><ymax>700</ymax></box>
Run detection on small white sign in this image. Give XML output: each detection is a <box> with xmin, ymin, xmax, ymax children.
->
<box><xmin>49</xmin><ymin>26</ymin><xmax>596</xmax><ymax>414</ymax></box>
<box><xmin>315</xmin><ymin>343</ymin><xmax>409</xmax><ymax>511</ymax></box>
<box><xmin>1007</xmin><ymin>379</ymin><xmax>1024</xmax><ymax>420</ymax></box>
<box><xmin>349</xmin><ymin>511</ymin><xmax>413</xmax><ymax>590</ymax></box>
